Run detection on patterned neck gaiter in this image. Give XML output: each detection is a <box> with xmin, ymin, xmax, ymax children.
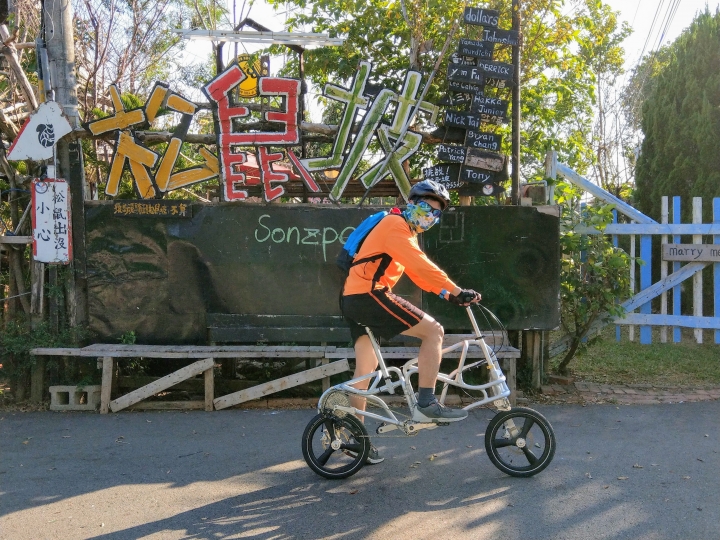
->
<box><xmin>402</xmin><ymin>202</ymin><xmax>440</xmax><ymax>234</ymax></box>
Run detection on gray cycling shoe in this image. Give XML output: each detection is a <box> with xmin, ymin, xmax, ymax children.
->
<box><xmin>412</xmin><ymin>400</ymin><xmax>468</xmax><ymax>423</ymax></box>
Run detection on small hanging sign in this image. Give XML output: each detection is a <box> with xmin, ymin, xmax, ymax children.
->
<box><xmin>31</xmin><ymin>178</ymin><xmax>72</xmax><ymax>264</ymax></box>
<box><xmin>7</xmin><ymin>102</ymin><xmax>73</xmax><ymax>161</ymax></box>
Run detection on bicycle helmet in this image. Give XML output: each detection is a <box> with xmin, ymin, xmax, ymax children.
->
<box><xmin>408</xmin><ymin>180</ymin><xmax>451</xmax><ymax>211</ymax></box>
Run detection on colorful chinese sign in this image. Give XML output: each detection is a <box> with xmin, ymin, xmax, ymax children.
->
<box><xmin>31</xmin><ymin>178</ymin><xmax>72</xmax><ymax>263</ymax></box>
<box><xmin>92</xmin><ymin>59</ymin><xmax>439</xmax><ymax>204</ymax></box>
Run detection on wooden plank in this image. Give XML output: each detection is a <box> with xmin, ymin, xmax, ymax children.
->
<box><xmin>213</xmin><ymin>359</ymin><xmax>350</xmax><ymax>410</ymax></box>
<box><xmin>110</xmin><ymin>358</ymin><xmax>214</xmax><ymax>412</ymax></box>
<box><xmin>128</xmin><ymin>401</ymin><xmax>205</xmax><ymax>410</ymax></box>
<box><xmin>615</xmin><ymin>313</ymin><xmax>720</xmax><ymax>329</ymax></box>
<box><xmin>324</xmin><ymin>347</ymin><xmax>519</xmax><ymax>359</ymax></box>
<box><xmin>100</xmin><ymin>357</ymin><xmax>114</xmax><ymax>414</ymax></box>
<box><xmin>204</xmin><ymin>368</ymin><xmax>214</xmax><ymax>411</ymax></box>
<box><xmin>662</xmin><ymin>244</ymin><xmax>720</xmax><ymax>262</ymax></box>
<box><xmin>693</xmin><ymin>198</ymin><xmax>704</xmax><ymax>344</ymax></box>
<box><xmin>30</xmin><ymin>347</ymin><xmax>84</xmax><ymax>356</ymax></box>
<box><xmin>0</xmin><ymin>235</ymin><xmax>32</xmax><ymax>244</ymax></box>
<box><xmin>575</xmin><ymin>223</ymin><xmax>720</xmax><ymax>235</ymax></box>
<box><xmin>557</xmin><ymin>162</ymin><xmax>656</xmax><ymax>224</ymax></box>
<box><xmin>32</xmin><ymin>345</ymin><xmax>336</xmax><ymax>359</ymax></box>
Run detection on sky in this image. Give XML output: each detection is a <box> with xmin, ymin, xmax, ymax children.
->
<box><xmin>600</xmin><ymin>0</ymin><xmax>719</xmax><ymax>72</ymax></box>
<box><xmin>179</xmin><ymin>0</ymin><xmax>720</xmax><ymax>118</ymax></box>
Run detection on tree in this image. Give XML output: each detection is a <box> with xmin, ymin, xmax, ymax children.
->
<box><xmin>554</xmin><ymin>181</ymin><xmax>631</xmax><ymax>374</ymax></box>
<box><xmin>267</xmin><ymin>0</ymin><xmax>629</xmax><ymax>182</ymax></box>
<box><xmin>634</xmin><ymin>9</ymin><xmax>720</xmax><ymax>223</ymax></box>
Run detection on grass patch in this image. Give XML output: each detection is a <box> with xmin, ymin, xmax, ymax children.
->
<box><xmin>553</xmin><ymin>326</ymin><xmax>720</xmax><ymax>386</ymax></box>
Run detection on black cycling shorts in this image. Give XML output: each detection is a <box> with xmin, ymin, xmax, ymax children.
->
<box><xmin>341</xmin><ymin>288</ymin><xmax>426</xmax><ymax>344</ymax></box>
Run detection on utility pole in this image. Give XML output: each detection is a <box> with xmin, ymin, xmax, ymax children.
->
<box><xmin>511</xmin><ymin>0</ymin><xmax>521</xmax><ymax>205</ymax></box>
<box><xmin>43</xmin><ymin>0</ymin><xmax>87</xmax><ymax>326</ymax></box>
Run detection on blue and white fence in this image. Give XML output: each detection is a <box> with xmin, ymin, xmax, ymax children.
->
<box><xmin>547</xmin><ymin>151</ymin><xmax>720</xmax><ymax>346</ymax></box>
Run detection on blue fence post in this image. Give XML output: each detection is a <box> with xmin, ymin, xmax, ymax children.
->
<box><xmin>714</xmin><ymin>198</ymin><xmax>720</xmax><ymax>344</ymax></box>
<box><xmin>673</xmin><ymin>197</ymin><xmax>682</xmax><ymax>343</ymax></box>
<box><xmin>640</xmin><ymin>234</ymin><xmax>652</xmax><ymax>344</ymax></box>
<box><xmin>613</xmin><ymin>209</ymin><xmax>621</xmax><ymax>342</ymax></box>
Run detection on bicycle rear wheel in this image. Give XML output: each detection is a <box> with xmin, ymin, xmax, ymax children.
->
<box><xmin>484</xmin><ymin>407</ymin><xmax>556</xmax><ymax>477</ymax></box>
<box><xmin>301</xmin><ymin>413</ymin><xmax>370</xmax><ymax>479</ymax></box>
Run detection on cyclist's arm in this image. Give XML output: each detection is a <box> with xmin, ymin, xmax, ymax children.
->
<box><xmin>383</xmin><ymin>220</ymin><xmax>458</xmax><ymax>296</ymax></box>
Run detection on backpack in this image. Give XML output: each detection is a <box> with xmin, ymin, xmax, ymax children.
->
<box><xmin>336</xmin><ymin>208</ymin><xmax>401</xmax><ymax>274</ymax></box>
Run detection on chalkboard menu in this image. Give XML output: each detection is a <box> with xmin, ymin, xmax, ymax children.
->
<box><xmin>425</xmin><ymin>8</ymin><xmax>518</xmax><ymax>196</ymax></box>
<box><xmin>85</xmin><ymin>202</ymin><xmax>559</xmax><ymax>343</ymax></box>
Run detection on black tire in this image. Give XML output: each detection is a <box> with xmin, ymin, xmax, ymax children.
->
<box><xmin>301</xmin><ymin>413</ymin><xmax>370</xmax><ymax>479</ymax></box>
<box><xmin>484</xmin><ymin>407</ymin><xmax>556</xmax><ymax>478</ymax></box>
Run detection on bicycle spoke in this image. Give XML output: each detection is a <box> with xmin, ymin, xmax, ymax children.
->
<box><xmin>324</xmin><ymin>420</ymin><xmax>337</xmax><ymax>440</ymax></box>
<box><xmin>522</xmin><ymin>446</ymin><xmax>539</xmax><ymax>465</ymax></box>
<box><xmin>519</xmin><ymin>418</ymin><xmax>535</xmax><ymax>438</ymax></box>
<box><xmin>342</xmin><ymin>442</ymin><xmax>362</xmax><ymax>453</ymax></box>
<box><xmin>317</xmin><ymin>448</ymin><xmax>335</xmax><ymax>466</ymax></box>
<box><xmin>492</xmin><ymin>438</ymin><xmax>516</xmax><ymax>448</ymax></box>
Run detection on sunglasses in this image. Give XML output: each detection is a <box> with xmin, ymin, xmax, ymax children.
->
<box><xmin>417</xmin><ymin>199</ymin><xmax>443</xmax><ymax>218</ymax></box>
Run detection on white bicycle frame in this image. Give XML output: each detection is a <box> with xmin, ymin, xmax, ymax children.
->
<box><xmin>318</xmin><ymin>306</ymin><xmax>513</xmax><ymax>434</ymax></box>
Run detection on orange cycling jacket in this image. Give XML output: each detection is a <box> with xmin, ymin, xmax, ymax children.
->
<box><xmin>342</xmin><ymin>214</ymin><xmax>458</xmax><ymax>297</ymax></box>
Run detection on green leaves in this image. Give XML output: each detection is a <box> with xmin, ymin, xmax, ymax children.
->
<box><xmin>635</xmin><ymin>10</ymin><xmax>720</xmax><ymax>223</ymax></box>
<box><xmin>556</xmin><ymin>180</ymin><xmax>631</xmax><ymax>373</ymax></box>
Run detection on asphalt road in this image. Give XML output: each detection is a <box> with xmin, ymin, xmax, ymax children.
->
<box><xmin>1</xmin><ymin>401</ymin><xmax>718</xmax><ymax>540</ymax></box>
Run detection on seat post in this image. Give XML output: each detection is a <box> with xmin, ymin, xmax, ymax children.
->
<box><xmin>364</xmin><ymin>327</ymin><xmax>391</xmax><ymax>378</ymax></box>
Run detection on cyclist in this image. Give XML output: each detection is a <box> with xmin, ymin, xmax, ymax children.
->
<box><xmin>341</xmin><ymin>180</ymin><xmax>481</xmax><ymax>464</ymax></box>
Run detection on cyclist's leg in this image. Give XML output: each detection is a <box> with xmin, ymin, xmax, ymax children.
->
<box><xmin>400</xmin><ymin>314</ymin><xmax>444</xmax><ymax>387</ymax></box>
<box><xmin>349</xmin><ymin>334</ymin><xmax>378</xmax><ymax>416</ymax></box>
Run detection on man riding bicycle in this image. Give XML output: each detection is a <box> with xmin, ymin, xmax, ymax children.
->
<box><xmin>340</xmin><ymin>180</ymin><xmax>482</xmax><ymax>464</ymax></box>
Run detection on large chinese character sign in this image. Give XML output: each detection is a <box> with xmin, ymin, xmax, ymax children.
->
<box><xmin>32</xmin><ymin>178</ymin><xmax>72</xmax><ymax>263</ymax></box>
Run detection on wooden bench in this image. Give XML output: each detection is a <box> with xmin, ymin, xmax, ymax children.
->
<box><xmin>30</xmin><ymin>345</ymin><xmax>348</xmax><ymax>413</ymax></box>
<box><xmin>31</xmin><ymin>333</ymin><xmax>519</xmax><ymax>411</ymax></box>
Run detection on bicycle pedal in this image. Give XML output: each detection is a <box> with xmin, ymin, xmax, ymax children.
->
<box><xmin>435</xmin><ymin>421</ymin><xmax>451</xmax><ymax>427</ymax></box>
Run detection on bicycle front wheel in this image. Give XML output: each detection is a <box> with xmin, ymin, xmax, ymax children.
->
<box><xmin>301</xmin><ymin>413</ymin><xmax>370</xmax><ymax>479</ymax></box>
<box><xmin>485</xmin><ymin>407</ymin><xmax>556</xmax><ymax>477</ymax></box>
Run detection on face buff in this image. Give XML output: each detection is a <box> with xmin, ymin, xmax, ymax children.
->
<box><xmin>402</xmin><ymin>201</ymin><xmax>440</xmax><ymax>233</ymax></box>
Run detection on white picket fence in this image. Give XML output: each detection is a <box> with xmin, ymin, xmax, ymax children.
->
<box><xmin>546</xmin><ymin>151</ymin><xmax>720</xmax><ymax>350</ymax></box>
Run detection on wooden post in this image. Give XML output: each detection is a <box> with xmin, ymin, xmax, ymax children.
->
<box><xmin>693</xmin><ymin>197</ymin><xmax>703</xmax><ymax>344</ymax></box>
<box><xmin>639</xmin><ymin>234</ymin><xmax>652</xmax><ymax>344</ymax></box>
<box><xmin>100</xmin><ymin>356</ymin><xmax>113</xmax><ymax>414</ymax></box>
<box><xmin>30</xmin><ymin>357</ymin><xmax>45</xmax><ymax>403</ymax></box>
<box><xmin>612</xmin><ymin>209</ymin><xmax>621</xmax><ymax>341</ymax></box>
<box><xmin>714</xmin><ymin>198</ymin><xmax>720</xmax><ymax>344</ymax></box>
<box><xmin>49</xmin><ymin>265</ymin><xmax>59</xmax><ymax>332</ymax></box>
<box><xmin>530</xmin><ymin>331</ymin><xmax>541</xmax><ymax>389</ymax></box>
<box><xmin>204</xmin><ymin>365</ymin><xmax>214</xmax><ymax>411</ymax></box>
<box><xmin>672</xmin><ymin>197</ymin><xmax>682</xmax><ymax>343</ymax></box>
<box><xmin>660</xmin><ymin>197</ymin><xmax>668</xmax><ymax>343</ymax></box>
<box><xmin>629</xmin><ymin>233</ymin><xmax>636</xmax><ymax>342</ymax></box>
